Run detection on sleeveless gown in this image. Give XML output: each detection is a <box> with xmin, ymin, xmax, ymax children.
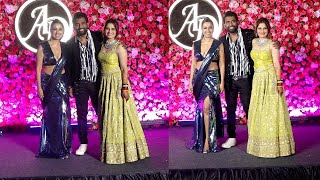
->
<box><xmin>97</xmin><ymin>41</ymin><xmax>149</xmax><ymax>164</ymax></box>
<box><xmin>187</xmin><ymin>40</ymin><xmax>224</xmax><ymax>153</ymax></box>
<box><xmin>247</xmin><ymin>39</ymin><xmax>295</xmax><ymax>158</ymax></box>
<box><xmin>38</xmin><ymin>41</ymin><xmax>71</xmax><ymax>159</ymax></box>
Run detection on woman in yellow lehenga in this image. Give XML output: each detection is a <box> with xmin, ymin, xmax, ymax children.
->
<box><xmin>247</xmin><ymin>18</ymin><xmax>295</xmax><ymax>158</ymax></box>
<box><xmin>97</xmin><ymin>19</ymin><xmax>149</xmax><ymax>164</ymax></box>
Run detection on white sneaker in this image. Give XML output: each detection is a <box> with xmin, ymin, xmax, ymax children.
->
<box><xmin>221</xmin><ymin>138</ymin><xmax>236</xmax><ymax>149</ymax></box>
<box><xmin>75</xmin><ymin>144</ymin><xmax>87</xmax><ymax>156</ymax></box>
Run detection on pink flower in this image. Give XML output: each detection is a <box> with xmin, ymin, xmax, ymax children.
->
<box><xmin>127</xmin><ymin>14</ymin><xmax>135</xmax><ymax>21</ymax></box>
<box><xmin>156</xmin><ymin>16</ymin><xmax>163</xmax><ymax>22</ymax></box>
<box><xmin>3</xmin><ymin>40</ymin><xmax>10</xmax><ymax>47</ymax></box>
<box><xmin>4</xmin><ymin>4</ymin><xmax>18</xmax><ymax>14</ymax></box>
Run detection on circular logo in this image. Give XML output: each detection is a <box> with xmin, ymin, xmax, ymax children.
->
<box><xmin>15</xmin><ymin>0</ymin><xmax>73</xmax><ymax>52</ymax></box>
<box><xmin>169</xmin><ymin>0</ymin><xmax>223</xmax><ymax>50</ymax></box>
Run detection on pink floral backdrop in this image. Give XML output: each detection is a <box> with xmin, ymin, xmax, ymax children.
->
<box><xmin>168</xmin><ymin>0</ymin><xmax>320</xmax><ymax>124</ymax></box>
<box><xmin>0</xmin><ymin>0</ymin><xmax>169</xmax><ymax>127</ymax></box>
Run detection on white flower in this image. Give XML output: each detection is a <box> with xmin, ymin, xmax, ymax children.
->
<box><xmin>229</xmin><ymin>0</ymin><xmax>240</xmax><ymax>9</ymax></box>
<box><xmin>315</xmin><ymin>10</ymin><xmax>320</xmax><ymax>18</ymax></box>
<box><xmin>282</xmin><ymin>30</ymin><xmax>288</xmax><ymax>36</ymax></box>
<box><xmin>249</xmin><ymin>3</ymin><xmax>259</xmax><ymax>15</ymax></box>
<box><xmin>80</xmin><ymin>1</ymin><xmax>90</xmax><ymax>11</ymax></box>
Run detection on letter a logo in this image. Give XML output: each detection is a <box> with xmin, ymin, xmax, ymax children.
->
<box><xmin>15</xmin><ymin>0</ymin><xmax>73</xmax><ymax>52</ymax></box>
<box><xmin>169</xmin><ymin>0</ymin><xmax>223</xmax><ymax>50</ymax></box>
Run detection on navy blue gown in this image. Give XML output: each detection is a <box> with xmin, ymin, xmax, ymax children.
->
<box><xmin>37</xmin><ymin>41</ymin><xmax>71</xmax><ymax>159</ymax></box>
<box><xmin>187</xmin><ymin>39</ymin><xmax>224</xmax><ymax>153</ymax></box>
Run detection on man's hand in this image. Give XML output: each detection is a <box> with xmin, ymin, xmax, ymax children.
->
<box><xmin>272</xmin><ymin>40</ymin><xmax>281</xmax><ymax>49</ymax></box>
<box><xmin>68</xmin><ymin>87</ymin><xmax>74</xmax><ymax>98</ymax></box>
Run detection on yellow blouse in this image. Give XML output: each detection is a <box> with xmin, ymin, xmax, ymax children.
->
<box><xmin>250</xmin><ymin>39</ymin><xmax>273</xmax><ymax>70</ymax></box>
<box><xmin>98</xmin><ymin>42</ymin><xmax>121</xmax><ymax>73</ymax></box>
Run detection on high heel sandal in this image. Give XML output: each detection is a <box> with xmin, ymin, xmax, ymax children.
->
<box><xmin>203</xmin><ymin>143</ymin><xmax>210</xmax><ymax>153</ymax></box>
<box><xmin>203</xmin><ymin>149</ymin><xmax>209</xmax><ymax>153</ymax></box>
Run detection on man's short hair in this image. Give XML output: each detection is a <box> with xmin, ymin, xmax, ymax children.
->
<box><xmin>73</xmin><ymin>12</ymin><xmax>88</xmax><ymax>24</ymax></box>
<box><xmin>224</xmin><ymin>11</ymin><xmax>238</xmax><ymax>22</ymax></box>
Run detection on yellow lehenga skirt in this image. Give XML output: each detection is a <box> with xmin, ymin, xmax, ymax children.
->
<box><xmin>98</xmin><ymin>68</ymin><xmax>149</xmax><ymax>164</ymax></box>
<box><xmin>247</xmin><ymin>65</ymin><xmax>295</xmax><ymax>158</ymax></box>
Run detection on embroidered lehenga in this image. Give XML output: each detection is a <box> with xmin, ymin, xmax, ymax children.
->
<box><xmin>247</xmin><ymin>39</ymin><xmax>295</xmax><ymax>158</ymax></box>
<box><xmin>187</xmin><ymin>40</ymin><xmax>224</xmax><ymax>153</ymax></box>
<box><xmin>98</xmin><ymin>41</ymin><xmax>149</xmax><ymax>164</ymax></box>
<box><xmin>38</xmin><ymin>41</ymin><xmax>71</xmax><ymax>159</ymax></box>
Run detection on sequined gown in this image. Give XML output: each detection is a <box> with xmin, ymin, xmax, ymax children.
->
<box><xmin>98</xmin><ymin>41</ymin><xmax>149</xmax><ymax>164</ymax></box>
<box><xmin>247</xmin><ymin>39</ymin><xmax>295</xmax><ymax>158</ymax></box>
<box><xmin>38</xmin><ymin>41</ymin><xmax>71</xmax><ymax>159</ymax></box>
<box><xmin>187</xmin><ymin>40</ymin><xmax>224</xmax><ymax>153</ymax></box>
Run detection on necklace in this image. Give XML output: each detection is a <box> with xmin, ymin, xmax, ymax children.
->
<box><xmin>104</xmin><ymin>39</ymin><xmax>117</xmax><ymax>49</ymax></box>
<box><xmin>257</xmin><ymin>38</ymin><xmax>268</xmax><ymax>46</ymax></box>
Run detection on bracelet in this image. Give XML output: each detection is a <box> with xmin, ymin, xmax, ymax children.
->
<box><xmin>121</xmin><ymin>87</ymin><xmax>128</xmax><ymax>91</ymax></box>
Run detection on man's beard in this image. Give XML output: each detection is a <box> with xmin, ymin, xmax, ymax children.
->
<box><xmin>76</xmin><ymin>27</ymin><xmax>88</xmax><ymax>36</ymax></box>
<box><xmin>227</xmin><ymin>26</ymin><xmax>238</xmax><ymax>33</ymax></box>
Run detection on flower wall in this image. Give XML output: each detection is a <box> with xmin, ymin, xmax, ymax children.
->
<box><xmin>0</xmin><ymin>0</ymin><xmax>169</xmax><ymax>127</ymax></box>
<box><xmin>168</xmin><ymin>0</ymin><xmax>320</xmax><ymax>124</ymax></box>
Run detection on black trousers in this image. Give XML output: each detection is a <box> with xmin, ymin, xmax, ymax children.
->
<box><xmin>74</xmin><ymin>80</ymin><xmax>98</xmax><ymax>144</ymax></box>
<box><xmin>225</xmin><ymin>77</ymin><xmax>252</xmax><ymax>138</ymax></box>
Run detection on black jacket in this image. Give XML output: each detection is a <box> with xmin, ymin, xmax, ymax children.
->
<box><xmin>219</xmin><ymin>28</ymin><xmax>255</xmax><ymax>88</ymax></box>
<box><xmin>65</xmin><ymin>31</ymin><xmax>103</xmax><ymax>87</ymax></box>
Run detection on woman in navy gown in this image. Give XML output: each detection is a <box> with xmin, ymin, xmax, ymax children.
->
<box><xmin>36</xmin><ymin>19</ymin><xmax>71</xmax><ymax>159</ymax></box>
<box><xmin>187</xmin><ymin>18</ymin><xmax>225</xmax><ymax>153</ymax></box>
